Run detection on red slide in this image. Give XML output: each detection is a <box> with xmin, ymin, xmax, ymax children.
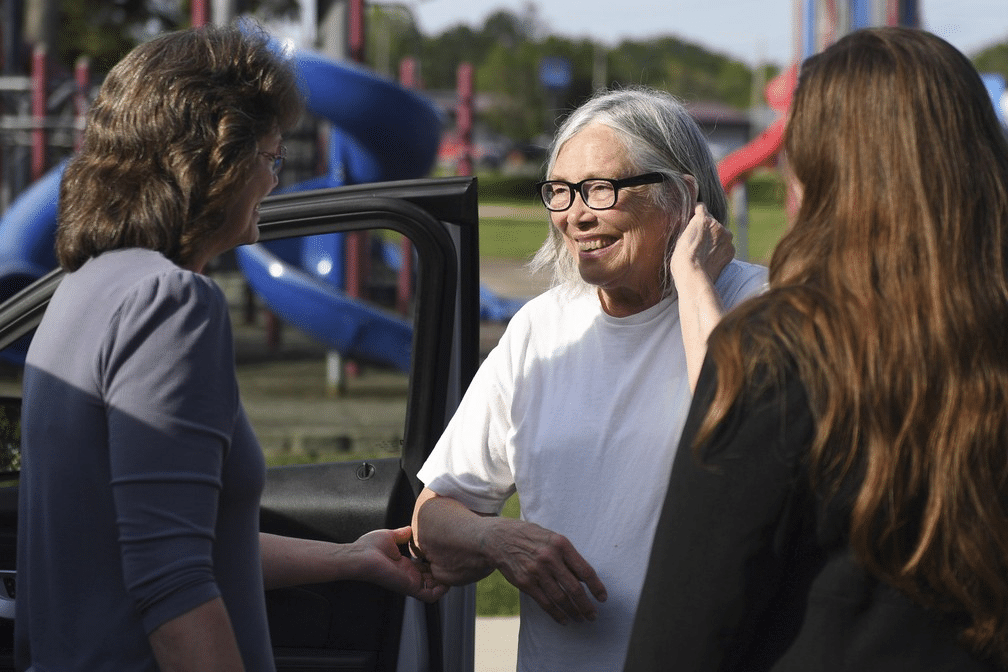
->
<box><xmin>717</xmin><ymin>63</ymin><xmax>798</xmax><ymax>192</ymax></box>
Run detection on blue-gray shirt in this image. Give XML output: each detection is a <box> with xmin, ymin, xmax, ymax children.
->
<box><xmin>16</xmin><ymin>248</ymin><xmax>272</xmax><ymax>671</ymax></box>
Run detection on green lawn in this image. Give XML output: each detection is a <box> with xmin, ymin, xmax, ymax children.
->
<box><xmin>477</xmin><ymin>199</ymin><xmax>787</xmax><ymax>265</ymax></box>
<box><xmin>478</xmin><ymin>215</ymin><xmax>548</xmax><ymax>260</ymax></box>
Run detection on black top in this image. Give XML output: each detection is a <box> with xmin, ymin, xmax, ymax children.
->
<box><xmin>624</xmin><ymin>355</ymin><xmax>998</xmax><ymax>672</ymax></box>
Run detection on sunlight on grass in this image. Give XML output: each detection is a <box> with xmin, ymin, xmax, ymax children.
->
<box><xmin>478</xmin><ymin>217</ymin><xmax>548</xmax><ymax>260</ymax></box>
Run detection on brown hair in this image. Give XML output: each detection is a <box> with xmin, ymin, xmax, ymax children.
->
<box><xmin>701</xmin><ymin>27</ymin><xmax>1008</xmax><ymax>663</ymax></box>
<box><xmin>56</xmin><ymin>22</ymin><xmax>303</xmax><ymax>270</ymax></box>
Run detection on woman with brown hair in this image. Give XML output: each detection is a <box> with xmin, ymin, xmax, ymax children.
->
<box><xmin>17</xmin><ymin>23</ymin><xmax>442</xmax><ymax>672</ymax></box>
<box><xmin>625</xmin><ymin>27</ymin><xmax>1008</xmax><ymax>671</ymax></box>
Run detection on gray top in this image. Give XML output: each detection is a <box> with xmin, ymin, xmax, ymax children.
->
<box><xmin>16</xmin><ymin>248</ymin><xmax>272</xmax><ymax>671</ymax></box>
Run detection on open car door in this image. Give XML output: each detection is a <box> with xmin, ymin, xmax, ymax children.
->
<box><xmin>0</xmin><ymin>176</ymin><xmax>482</xmax><ymax>672</ymax></box>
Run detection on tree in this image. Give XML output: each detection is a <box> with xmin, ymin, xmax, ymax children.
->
<box><xmin>974</xmin><ymin>42</ymin><xmax>1008</xmax><ymax>83</ymax></box>
<box><xmin>57</xmin><ymin>0</ymin><xmax>187</xmax><ymax>72</ymax></box>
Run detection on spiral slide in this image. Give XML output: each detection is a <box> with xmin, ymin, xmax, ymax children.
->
<box><xmin>231</xmin><ymin>48</ymin><xmax>449</xmax><ymax>373</ymax></box>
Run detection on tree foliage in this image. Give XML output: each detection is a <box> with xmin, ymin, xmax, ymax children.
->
<box><xmin>56</xmin><ymin>0</ymin><xmax>188</xmax><ymax>72</ymax></box>
<box><xmin>974</xmin><ymin>43</ymin><xmax>1008</xmax><ymax>82</ymax></box>
<box><xmin>42</xmin><ymin>2</ymin><xmax>1008</xmax><ymax>145</ymax></box>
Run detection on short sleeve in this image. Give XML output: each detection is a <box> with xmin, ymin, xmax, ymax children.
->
<box><xmin>418</xmin><ymin>330</ymin><xmax>519</xmax><ymax>515</ymax></box>
<box><xmin>99</xmin><ymin>271</ymin><xmax>238</xmax><ymax>633</ymax></box>
<box><xmin>717</xmin><ymin>260</ymin><xmax>769</xmax><ymax>310</ymax></box>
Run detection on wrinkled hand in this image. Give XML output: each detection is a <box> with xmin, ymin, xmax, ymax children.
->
<box><xmin>354</xmin><ymin>527</ymin><xmax>448</xmax><ymax>603</ymax></box>
<box><xmin>483</xmin><ymin>519</ymin><xmax>607</xmax><ymax>625</ymax></box>
<box><xmin>671</xmin><ymin>204</ymin><xmax>735</xmax><ymax>285</ymax></box>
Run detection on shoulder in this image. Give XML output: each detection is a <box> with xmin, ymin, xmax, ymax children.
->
<box><xmin>110</xmin><ymin>250</ymin><xmax>223</xmax><ymax>310</ymax></box>
<box><xmin>72</xmin><ymin>250</ymin><xmax>230</xmax><ymax>342</ymax></box>
<box><xmin>715</xmin><ymin>259</ymin><xmax>769</xmax><ymax>308</ymax></box>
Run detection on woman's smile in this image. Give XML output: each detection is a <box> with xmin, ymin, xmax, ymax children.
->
<box><xmin>576</xmin><ymin>236</ymin><xmax>619</xmax><ymax>253</ymax></box>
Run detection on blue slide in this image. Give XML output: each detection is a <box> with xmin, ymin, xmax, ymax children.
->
<box><xmin>232</xmin><ymin>47</ymin><xmax>446</xmax><ymax>373</ymax></box>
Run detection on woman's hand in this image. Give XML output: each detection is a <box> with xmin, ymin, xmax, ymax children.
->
<box><xmin>671</xmin><ymin>203</ymin><xmax>735</xmax><ymax>286</ymax></box>
<box><xmin>481</xmin><ymin>518</ymin><xmax>608</xmax><ymax>625</ymax></box>
<box><xmin>350</xmin><ymin>526</ymin><xmax>448</xmax><ymax>603</ymax></box>
<box><xmin>413</xmin><ymin>490</ymin><xmax>607</xmax><ymax>624</ymax></box>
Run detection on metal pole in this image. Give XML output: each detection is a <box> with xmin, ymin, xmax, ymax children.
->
<box><xmin>30</xmin><ymin>45</ymin><xmax>46</xmax><ymax>181</ymax></box>
<box><xmin>730</xmin><ymin>183</ymin><xmax>750</xmax><ymax>263</ymax></box>
<box><xmin>192</xmin><ymin>0</ymin><xmax>210</xmax><ymax>27</ymax></box>
<box><xmin>74</xmin><ymin>56</ymin><xmax>89</xmax><ymax>151</ymax></box>
<box><xmin>349</xmin><ymin>0</ymin><xmax>366</xmax><ymax>63</ymax></box>
<box><xmin>455</xmin><ymin>63</ymin><xmax>473</xmax><ymax>177</ymax></box>
<box><xmin>397</xmin><ymin>57</ymin><xmax>417</xmax><ymax>315</ymax></box>
<box><xmin>2</xmin><ymin>0</ymin><xmax>24</xmax><ymax>74</ymax></box>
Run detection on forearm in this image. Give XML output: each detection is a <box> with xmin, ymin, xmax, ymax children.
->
<box><xmin>411</xmin><ymin>488</ymin><xmax>498</xmax><ymax>585</ymax></box>
<box><xmin>675</xmin><ymin>266</ymin><xmax>724</xmax><ymax>392</ymax></box>
<box><xmin>148</xmin><ymin>597</ymin><xmax>245</xmax><ymax>672</ymax></box>
<box><xmin>260</xmin><ymin>532</ymin><xmax>352</xmax><ymax>590</ymax></box>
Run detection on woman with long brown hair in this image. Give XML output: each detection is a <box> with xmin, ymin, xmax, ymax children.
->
<box><xmin>624</xmin><ymin>27</ymin><xmax>1008</xmax><ymax>671</ymax></box>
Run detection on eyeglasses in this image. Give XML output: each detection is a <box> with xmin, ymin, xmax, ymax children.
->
<box><xmin>258</xmin><ymin>145</ymin><xmax>287</xmax><ymax>176</ymax></box>
<box><xmin>536</xmin><ymin>172</ymin><xmax>666</xmax><ymax>212</ymax></box>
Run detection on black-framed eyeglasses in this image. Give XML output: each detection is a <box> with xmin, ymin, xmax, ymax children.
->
<box><xmin>535</xmin><ymin>172</ymin><xmax>666</xmax><ymax>212</ymax></box>
<box><xmin>259</xmin><ymin>145</ymin><xmax>287</xmax><ymax>176</ymax></box>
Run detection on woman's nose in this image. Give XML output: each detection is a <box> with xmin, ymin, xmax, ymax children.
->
<box><xmin>566</xmin><ymin>197</ymin><xmax>596</xmax><ymax>228</ymax></box>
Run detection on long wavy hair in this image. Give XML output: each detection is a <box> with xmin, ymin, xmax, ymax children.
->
<box><xmin>700</xmin><ymin>27</ymin><xmax>1008</xmax><ymax>664</ymax></box>
<box><xmin>56</xmin><ymin>22</ymin><xmax>303</xmax><ymax>271</ymax></box>
<box><xmin>529</xmin><ymin>86</ymin><xmax>727</xmax><ymax>297</ymax></box>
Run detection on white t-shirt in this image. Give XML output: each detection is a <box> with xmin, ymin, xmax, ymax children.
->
<box><xmin>419</xmin><ymin>260</ymin><xmax>768</xmax><ymax>672</ymax></box>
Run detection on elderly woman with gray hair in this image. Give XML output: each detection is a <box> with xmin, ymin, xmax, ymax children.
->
<box><xmin>411</xmin><ymin>86</ymin><xmax>767</xmax><ymax>671</ymax></box>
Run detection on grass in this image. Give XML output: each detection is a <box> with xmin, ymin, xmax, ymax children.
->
<box><xmin>478</xmin><ymin>215</ymin><xmax>548</xmax><ymax>260</ymax></box>
<box><xmin>471</xmin><ymin>195</ymin><xmax>787</xmax><ymax>618</ymax></box>
<box><xmin>475</xmin><ymin>494</ymin><xmax>522</xmax><ymax>617</ymax></box>
<box><xmin>476</xmin><ymin>198</ymin><xmax>788</xmax><ymax>265</ymax></box>
<box><xmin>738</xmin><ymin>203</ymin><xmax>789</xmax><ymax>265</ymax></box>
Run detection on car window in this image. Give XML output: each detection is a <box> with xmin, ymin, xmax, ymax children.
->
<box><xmin>214</xmin><ymin>228</ymin><xmax>415</xmax><ymax>468</ymax></box>
<box><xmin>0</xmin><ymin>226</ymin><xmax>419</xmax><ymax>473</ymax></box>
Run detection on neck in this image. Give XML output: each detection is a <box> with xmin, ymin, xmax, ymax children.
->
<box><xmin>597</xmin><ymin>286</ymin><xmax>666</xmax><ymax>317</ymax></box>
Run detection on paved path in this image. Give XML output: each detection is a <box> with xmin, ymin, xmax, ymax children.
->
<box><xmin>479</xmin><ymin>257</ymin><xmax>552</xmax><ymax>300</ymax></box>
<box><xmin>475</xmin><ymin>616</ymin><xmax>519</xmax><ymax>672</ymax></box>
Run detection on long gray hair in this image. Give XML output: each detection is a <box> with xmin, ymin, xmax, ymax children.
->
<box><xmin>529</xmin><ymin>86</ymin><xmax>726</xmax><ymax>296</ymax></box>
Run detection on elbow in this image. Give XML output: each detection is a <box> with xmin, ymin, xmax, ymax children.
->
<box><xmin>411</xmin><ymin>487</ymin><xmax>441</xmax><ymax>557</ymax></box>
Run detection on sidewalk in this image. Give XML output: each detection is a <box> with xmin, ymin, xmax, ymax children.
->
<box><xmin>475</xmin><ymin>616</ymin><xmax>519</xmax><ymax>672</ymax></box>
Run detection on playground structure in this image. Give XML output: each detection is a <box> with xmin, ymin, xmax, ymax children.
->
<box><xmin>3</xmin><ymin>0</ymin><xmax>1008</xmax><ymax>364</ymax></box>
<box><xmin>0</xmin><ymin>3</ymin><xmax>512</xmax><ymax>379</ymax></box>
<box><xmin>717</xmin><ymin>0</ymin><xmax>1008</xmax><ymax>241</ymax></box>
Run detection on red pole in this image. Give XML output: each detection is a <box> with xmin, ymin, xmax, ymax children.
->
<box><xmin>191</xmin><ymin>0</ymin><xmax>209</xmax><ymax>27</ymax></box>
<box><xmin>74</xmin><ymin>56</ymin><xmax>90</xmax><ymax>151</ymax></box>
<box><xmin>455</xmin><ymin>62</ymin><xmax>474</xmax><ymax>176</ymax></box>
<box><xmin>343</xmin><ymin>0</ymin><xmax>367</xmax><ymax>377</ymax></box>
<box><xmin>397</xmin><ymin>57</ymin><xmax>418</xmax><ymax>315</ymax></box>
<box><xmin>399</xmin><ymin>57</ymin><xmax>418</xmax><ymax>89</ymax></box>
<box><xmin>31</xmin><ymin>45</ymin><xmax>47</xmax><ymax>182</ymax></box>
<box><xmin>349</xmin><ymin>0</ymin><xmax>366</xmax><ymax>64</ymax></box>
